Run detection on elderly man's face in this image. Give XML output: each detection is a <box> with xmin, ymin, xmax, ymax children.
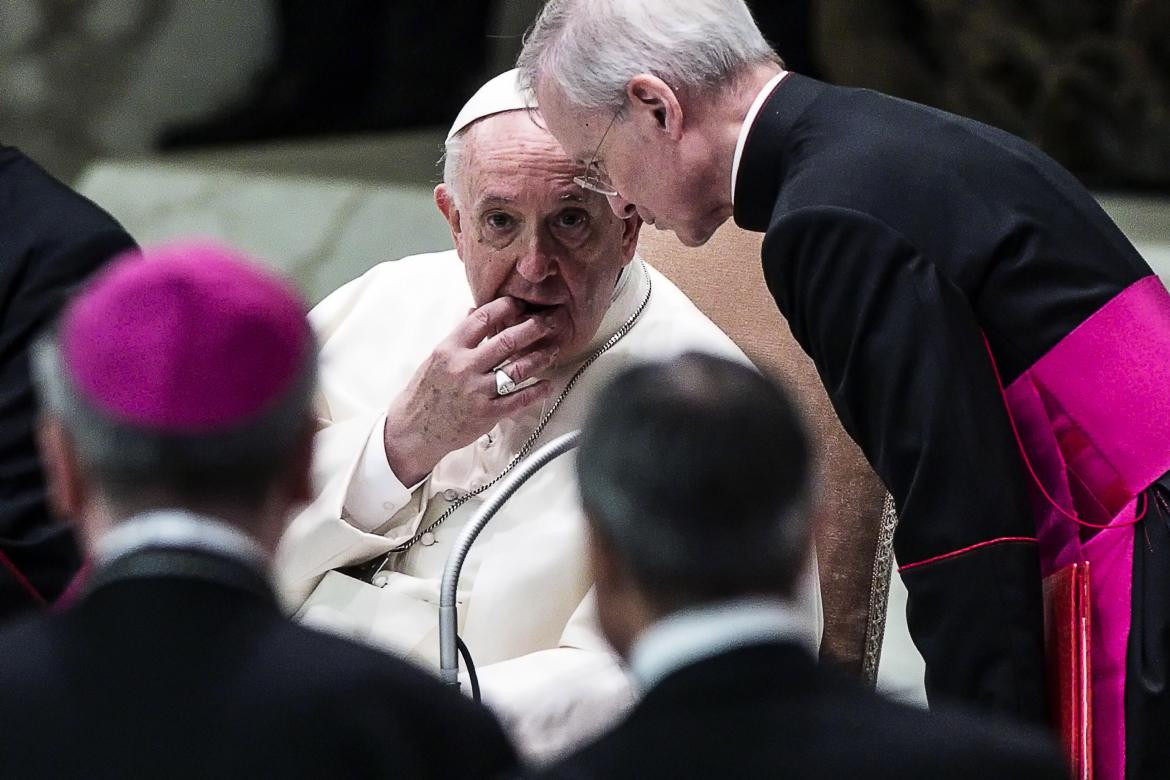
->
<box><xmin>436</xmin><ymin>111</ymin><xmax>640</xmax><ymax>360</ymax></box>
<box><xmin>537</xmin><ymin>81</ymin><xmax>730</xmax><ymax>248</ymax></box>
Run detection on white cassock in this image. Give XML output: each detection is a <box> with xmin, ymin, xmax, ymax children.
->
<box><xmin>275</xmin><ymin>249</ymin><xmax>823</xmax><ymax>760</ymax></box>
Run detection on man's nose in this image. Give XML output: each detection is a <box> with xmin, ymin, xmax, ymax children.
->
<box><xmin>516</xmin><ymin>231</ymin><xmax>557</xmax><ymax>283</ymax></box>
<box><xmin>607</xmin><ymin>192</ymin><xmax>637</xmax><ymax>219</ymax></box>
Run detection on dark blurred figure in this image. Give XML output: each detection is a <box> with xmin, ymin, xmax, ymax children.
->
<box><xmin>748</xmin><ymin>0</ymin><xmax>821</xmax><ymax>77</ymax></box>
<box><xmin>0</xmin><ymin>146</ymin><xmax>135</xmax><ymax>622</ymax></box>
<box><xmin>530</xmin><ymin>353</ymin><xmax>1067</xmax><ymax>780</ymax></box>
<box><xmin>160</xmin><ymin>1</ymin><xmax>497</xmax><ymax>149</ymax></box>
<box><xmin>0</xmin><ymin>241</ymin><xmax>518</xmax><ymax>779</ymax></box>
<box><xmin>814</xmin><ymin>0</ymin><xmax>1170</xmax><ymax>189</ymax></box>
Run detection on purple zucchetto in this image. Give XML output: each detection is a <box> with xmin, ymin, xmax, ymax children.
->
<box><xmin>58</xmin><ymin>240</ymin><xmax>311</xmax><ymax>433</ymax></box>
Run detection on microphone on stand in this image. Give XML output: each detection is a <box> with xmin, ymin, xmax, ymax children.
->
<box><xmin>438</xmin><ymin>430</ymin><xmax>581</xmax><ymax>700</ymax></box>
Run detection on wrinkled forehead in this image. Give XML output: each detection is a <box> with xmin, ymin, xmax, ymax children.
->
<box><xmin>460</xmin><ymin>110</ymin><xmax>586</xmax><ymax>205</ymax></box>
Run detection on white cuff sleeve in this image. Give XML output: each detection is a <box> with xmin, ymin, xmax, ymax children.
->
<box><xmin>342</xmin><ymin>413</ymin><xmax>418</xmax><ymax>532</ymax></box>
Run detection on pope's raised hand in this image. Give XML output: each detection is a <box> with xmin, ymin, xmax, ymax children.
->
<box><xmin>382</xmin><ymin>297</ymin><xmax>558</xmax><ymax>486</ymax></box>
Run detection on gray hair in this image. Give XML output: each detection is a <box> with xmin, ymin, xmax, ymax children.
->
<box><xmin>577</xmin><ymin>352</ymin><xmax>812</xmax><ymax>606</ymax></box>
<box><xmin>441</xmin><ymin>128</ymin><xmax>472</xmax><ymax>207</ymax></box>
<box><xmin>32</xmin><ymin>331</ymin><xmax>318</xmax><ymax>518</ymax></box>
<box><xmin>517</xmin><ymin>0</ymin><xmax>778</xmax><ymax>113</ymax></box>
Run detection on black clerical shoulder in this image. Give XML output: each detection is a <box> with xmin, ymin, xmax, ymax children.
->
<box><xmin>531</xmin><ymin>642</ymin><xmax>1066</xmax><ymax>779</ymax></box>
<box><xmin>0</xmin><ymin>550</ymin><xmax>519</xmax><ymax>779</ymax></box>
<box><xmin>0</xmin><ymin>147</ymin><xmax>137</xmax><ymax>617</ymax></box>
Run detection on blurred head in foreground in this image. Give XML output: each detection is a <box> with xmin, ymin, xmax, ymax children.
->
<box><xmin>32</xmin><ymin>240</ymin><xmax>317</xmax><ymax>557</ymax></box>
<box><xmin>576</xmin><ymin>352</ymin><xmax>812</xmax><ymax>655</ymax></box>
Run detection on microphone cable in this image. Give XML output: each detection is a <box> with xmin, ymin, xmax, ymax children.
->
<box><xmin>456</xmin><ymin>634</ymin><xmax>481</xmax><ymax>702</ymax></box>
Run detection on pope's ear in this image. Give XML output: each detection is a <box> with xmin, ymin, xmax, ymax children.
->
<box><xmin>626</xmin><ymin>74</ymin><xmax>683</xmax><ymax>140</ymax></box>
<box><xmin>434</xmin><ymin>184</ymin><xmax>462</xmax><ymax>238</ymax></box>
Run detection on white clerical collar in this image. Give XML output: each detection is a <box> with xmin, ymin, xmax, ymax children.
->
<box><xmin>628</xmin><ymin>597</ymin><xmax>816</xmax><ymax>692</ymax></box>
<box><xmin>96</xmin><ymin>509</ymin><xmax>268</xmax><ymax>571</ymax></box>
<box><xmin>731</xmin><ymin>70</ymin><xmax>788</xmax><ymax>206</ymax></box>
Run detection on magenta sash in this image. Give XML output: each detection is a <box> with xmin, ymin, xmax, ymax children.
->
<box><xmin>1004</xmin><ymin>275</ymin><xmax>1170</xmax><ymax>779</ymax></box>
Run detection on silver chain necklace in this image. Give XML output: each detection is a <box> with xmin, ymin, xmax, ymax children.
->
<box><xmin>366</xmin><ymin>263</ymin><xmax>653</xmax><ymax>585</ymax></box>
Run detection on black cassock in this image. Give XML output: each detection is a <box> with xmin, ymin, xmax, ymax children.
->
<box><xmin>734</xmin><ymin>73</ymin><xmax>1168</xmax><ymax>778</ymax></box>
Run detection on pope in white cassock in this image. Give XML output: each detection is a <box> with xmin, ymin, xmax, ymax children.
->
<box><xmin>275</xmin><ymin>70</ymin><xmax>821</xmax><ymax>759</ymax></box>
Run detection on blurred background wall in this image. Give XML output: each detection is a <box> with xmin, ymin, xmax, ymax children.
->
<box><xmin>0</xmin><ymin>1</ymin><xmax>560</xmax><ymax>184</ymax></box>
<box><xmin>815</xmin><ymin>0</ymin><xmax>1170</xmax><ymax>191</ymax></box>
<box><xmin>4</xmin><ymin>1</ymin><xmax>1166</xmax><ymax>189</ymax></box>
<box><xmin>0</xmin><ymin>1</ymin><xmax>274</xmax><ymax>182</ymax></box>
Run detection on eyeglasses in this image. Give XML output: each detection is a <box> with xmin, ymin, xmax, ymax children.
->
<box><xmin>573</xmin><ymin>109</ymin><xmax>622</xmax><ymax>197</ymax></box>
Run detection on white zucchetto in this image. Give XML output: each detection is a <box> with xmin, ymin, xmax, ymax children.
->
<box><xmin>446</xmin><ymin>68</ymin><xmax>536</xmax><ymax>142</ymax></box>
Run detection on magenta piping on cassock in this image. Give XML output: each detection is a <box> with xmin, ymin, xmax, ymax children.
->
<box><xmin>1004</xmin><ymin>274</ymin><xmax>1170</xmax><ymax>780</ymax></box>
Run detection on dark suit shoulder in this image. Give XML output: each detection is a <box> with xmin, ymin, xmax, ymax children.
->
<box><xmin>0</xmin><ymin>151</ymin><xmax>134</xmax><ymax>614</ymax></box>
<box><xmin>273</xmin><ymin>618</ymin><xmax>493</xmax><ymax>717</ymax></box>
<box><xmin>0</xmin><ymin>590</ymin><xmax>517</xmax><ymax>779</ymax></box>
<box><xmin>0</xmin><ymin>145</ymin><xmax>134</xmax><ymax>314</ymax></box>
<box><xmin>0</xmin><ymin>148</ymin><xmax>128</xmax><ymax>241</ymax></box>
<box><xmin>0</xmin><ymin>612</ymin><xmax>62</xmax><ymax>684</ymax></box>
<box><xmin>533</xmin><ymin>647</ymin><xmax>1065</xmax><ymax>779</ymax></box>
<box><xmin>205</xmin><ymin>616</ymin><xmax>519</xmax><ymax>776</ymax></box>
<box><xmin>537</xmin><ymin>702</ymin><xmax>1065</xmax><ymax>780</ymax></box>
<box><xmin>828</xmin><ymin>692</ymin><xmax>1067</xmax><ymax>779</ymax></box>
